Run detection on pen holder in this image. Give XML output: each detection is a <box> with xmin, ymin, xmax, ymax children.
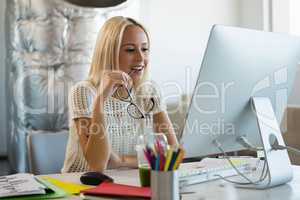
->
<box><xmin>150</xmin><ymin>170</ymin><xmax>179</xmax><ymax>200</ymax></box>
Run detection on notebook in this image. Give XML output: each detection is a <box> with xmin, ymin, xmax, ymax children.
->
<box><xmin>0</xmin><ymin>173</ymin><xmax>46</xmax><ymax>198</ymax></box>
<box><xmin>0</xmin><ymin>174</ymin><xmax>68</xmax><ymax>200</ymax></box>
<box><xmin>80</xmin><ymin>182</ymin><xmax>151</xmax><ymax>199</ymax></box>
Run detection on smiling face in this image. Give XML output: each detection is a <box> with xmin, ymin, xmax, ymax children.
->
<box><xmin>119</xmin><ymin>25</ymin><xmax>149</xmax><ymax>84</ymax></box>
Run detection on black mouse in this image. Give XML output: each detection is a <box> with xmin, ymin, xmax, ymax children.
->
<box><xmin>80</xmin><ymin>171</ymin><xmax>114</xmax><ymax>186</ymax></box>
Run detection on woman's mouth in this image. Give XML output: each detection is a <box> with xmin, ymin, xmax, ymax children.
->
<box><xmin>129</xmin><ymin>66</ymin><xmax>144</xmax><ymax>76</ymax></box>
<box><xmin>131</xmin><ymin>66</ymin><xmax>144</xmax><ymax>71</ymax></box>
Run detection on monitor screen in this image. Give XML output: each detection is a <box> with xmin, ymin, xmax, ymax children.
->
<box><xmin>180</xmin><ymin>25</ymin><xmax>300</xmax><ymax>159</ymax></box>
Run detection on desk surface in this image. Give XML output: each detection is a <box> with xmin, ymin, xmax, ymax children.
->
<box><xmin>47</xmin><ymin>166</ymin><xmax>300</xmax><ymax>200</ymax></box>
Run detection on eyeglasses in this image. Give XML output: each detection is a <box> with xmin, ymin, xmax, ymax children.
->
<box><xmin>115</xmin><ymin>85</ymin><xmax>155</xmax><ymax>119</ymax></box>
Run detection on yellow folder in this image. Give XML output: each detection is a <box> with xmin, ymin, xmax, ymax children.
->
<box><xmin>40</xmin><ymin>176</ymin><xmax>94</xmax><ymax>194</ymax></box>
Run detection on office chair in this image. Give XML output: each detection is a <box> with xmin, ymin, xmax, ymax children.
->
<box><xmin>26</xmin><ymin>131</ymin><xmax>69</xmax><ymax>175</ymax></box>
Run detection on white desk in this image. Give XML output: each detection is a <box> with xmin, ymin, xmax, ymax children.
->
<box><xmin>47</xmin><ymin>166</ymin><xmax>300</xmax><ymax>200</ymax></box>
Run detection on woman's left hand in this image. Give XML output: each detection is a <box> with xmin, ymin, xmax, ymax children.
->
<box><xmin>107</xmin><ymin>151</ymin><xmax>123</xmax><ymax>169</ymax></box>
<box><xmin>108</xmin><ymin>152</ymin><xmax>138</xmax><ymax>169</ymax></box>
<box><xmin>121</xmin><ymin>155</ymin><xmax>138</xmax><ymax>168</ymax></box>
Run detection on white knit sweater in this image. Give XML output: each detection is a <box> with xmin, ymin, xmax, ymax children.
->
<box><xmin>61</xmin><ymin>80</ymin><xmax>166</xmax><ymax>172</ymax></box>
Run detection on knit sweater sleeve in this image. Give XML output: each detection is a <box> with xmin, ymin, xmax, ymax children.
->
<box><xmin>69</xmin><ymin>82</ymin><xmax>96</xmax><ymax>120</ymax></box>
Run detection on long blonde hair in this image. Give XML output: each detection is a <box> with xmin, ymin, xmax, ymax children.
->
<box><xmin>88</xmin><ymin>16</ymin><xmax>150</xmax><ymax>87</ymax></box>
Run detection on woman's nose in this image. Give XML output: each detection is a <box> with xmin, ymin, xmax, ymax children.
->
<box><xmin>135</xmin><ymin>49</ymin><xmax>144</xmax><ymax>62</ymax></box>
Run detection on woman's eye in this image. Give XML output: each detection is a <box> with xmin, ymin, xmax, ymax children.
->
<box><xmin>142</xmin><ymin>48</ymin><xmax>149</xmax><ymax>52</ymax></box>
<box><xmin>125</xmin><ymin>48</ymin><xmax>135</xmax><ymax>52</ymax></box>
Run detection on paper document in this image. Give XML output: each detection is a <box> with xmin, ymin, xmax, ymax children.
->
<box><xmin>0</xmin><ymin>173</ymin><xmax>45</xmax><ymax>198</ymax></box>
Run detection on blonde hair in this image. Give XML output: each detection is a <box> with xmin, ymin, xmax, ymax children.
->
<box><xmin>88</xmin><ymin>16</ymin><xmax>150</xmax><ymax>87</ymax></box>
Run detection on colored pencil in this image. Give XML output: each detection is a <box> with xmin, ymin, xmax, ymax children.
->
<box><xmin>164</xmin><ymin>148</ymin><xmax>173</xmax><ymax>171</ymax></box>
<box><xmin>173</xmin><ymin>148</ymin><xmax>185</xmax><ymax>170</ymax></box>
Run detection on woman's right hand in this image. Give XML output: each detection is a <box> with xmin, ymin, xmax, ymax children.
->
<box><xmin>97</xmin><ymin>70</ymin><xmax>132</xmax><ymax>101</ymax></box>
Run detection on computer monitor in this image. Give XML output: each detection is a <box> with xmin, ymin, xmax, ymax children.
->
<box><xmin>180</xmin><ymin>25</ymin><xmax>300</xmax><ymax>159</ymax></box>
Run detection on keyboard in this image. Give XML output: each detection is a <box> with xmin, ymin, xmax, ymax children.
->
<box><xmin>178</xmin><ymin>157</ymin><xmax>259</xmax><ymax>187</ymax></box>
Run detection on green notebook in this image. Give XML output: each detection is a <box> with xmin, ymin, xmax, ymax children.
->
<box><xmin>0</xmin><ymin>177</ymin><xmax>69</xmax><ymax>200</ymax></box>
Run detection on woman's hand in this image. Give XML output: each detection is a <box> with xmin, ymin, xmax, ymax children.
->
<box><xmin>108</xmin><ymin>151</ymin><xmax>138</xmax><ymax>169</ymax></box>
<box><xmin>153</xmin><ymin>112</ymin><xmax>179</xmax><ymax>147</ymax></box>
<box><xmin>97</xmin><ymin>71</ymin><xmax>132</xmax><ymax>101</ymax></box>
<box><xmin>122</xmin><ymin>155</ymin><xmax>138</xmax><ymax>168</ymax></box>
<box><xmin>107</xmin><ymin>151</ymin><xmax>123</xmax><ymax>169</ymax></box>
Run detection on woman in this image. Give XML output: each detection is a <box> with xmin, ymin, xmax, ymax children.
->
<box><xmin>62</xmin><ymin>16</ymin><xmax>178</xmax><ymax>173</ymax></box>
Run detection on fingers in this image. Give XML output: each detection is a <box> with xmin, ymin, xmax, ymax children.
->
<box><xmin>121</xmin><ymin>72</ymin><xmax>134</xmax><ymax>89</ymax></box>
<box><xmin>121</xmin><ymin>72</ymin><xmax>131</xmax><ymax>85</ymax></box>
<box><xmin>108</xmin><ymin>71</ymin><xmax>131</xmax><ymax>81</ymax></box>
<box><xmin>111</xmin><ymin>79</ymin><xmax>127</xmax><ymax>89</ymax></box>
<box><xmin>105</xmin><ymin>70</ymin><xmax>132</xmax><ymax>88</ymax></box>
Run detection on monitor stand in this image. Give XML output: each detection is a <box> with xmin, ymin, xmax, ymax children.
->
<box><xmin>239</xmin><ymin>97</ymin><xmax>293</xmax><ymax>189</ymax></box>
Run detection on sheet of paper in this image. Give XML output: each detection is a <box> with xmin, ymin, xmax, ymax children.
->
<box><xmin>0</xmin><ymin>173</ymin><xmax>45</xmax><ymax>198</ymax></box>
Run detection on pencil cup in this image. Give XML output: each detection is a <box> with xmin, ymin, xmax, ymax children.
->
<box><xmin>150</xmin><ymin>170</ymin><xmax>179</xmax><ymax>200</ymax></box>
<box><xmin>136</xmin><ymin>133</ymin><xmax>168</xmax><ymax>187</ymax></box>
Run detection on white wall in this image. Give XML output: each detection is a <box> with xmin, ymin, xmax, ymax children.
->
<box><xmin>272</xmin><ymin>0</ymin><xmax>290</xmax><ymax>33</ymax></box>
<box><xmin>239</xmin><ymin>0</ymin><xmax>264</xmax><ymax>30</ymax></box>
<box><xmin>141</xmin><ymin>0</ymin><xmax>300</xmax><ymax>106</ymax></box>
<box><xmin>141</xmin><ymin>0</ymin><xmax>240</xmax><ymax>104</ymax></box>
<box><xmin>0</xmin><ymin>0</ymin><xmax>7</xmax><ymax>156</ymax></box>
<box><xmin>290</xmin><ymin>0</ymin><xmax>300</xmax><ymax>35</ymax></box>
<box><xmin>289</xmin><ymin>0</ymin><xmax>300</xmax><ymax>106</ymax></box>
